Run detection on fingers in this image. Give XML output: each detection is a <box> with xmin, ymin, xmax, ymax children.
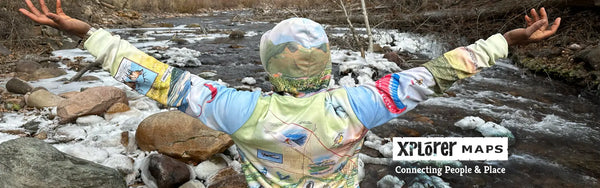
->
<box><xmin>530</xmin><ymin>8</ymin><xmax>540</xmax><ymax>22</ymax></box>
<box><xmin>19</xmin><ymin>8</ymin><xmax>39</xmax><ymax>21</ymax></box>
<box><xmin>550</xmin><ymin>17</ymin><xmax>561</xmax><ymax>33</ymax></box>
<box><xmin>39</xmin><ymin>0</ymin><xmax>50</xmax><ymax>15</ymax></box>
<box><xmin>25</xmin><ymin>0</ymin><xmax>42</xmax><ymax>16</ymax></box>
<box><xmin>525</xmin><ymin>15</ymin><xmax>533</xmax><ymax>26</ymax></box>
<box><xmin>56</xmin><ymin>0</ymin><xmax>64</xmax><ymax>15</ymax></box>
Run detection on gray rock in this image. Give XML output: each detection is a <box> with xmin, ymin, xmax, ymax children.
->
<box><xmin>25</xmin><ymin>89</ymin><xmax>65</xmax><ymax>108</ymax></box>
<box><xmin>6</xmin><ymin>77</ymin><xmax>33</xmax><ymax>94</ymax></box>
<box><xmin>57</xmin><ymin>86</ymin><xmax>128</xmax><ymax>124</ymax></box>
<box><xmin>0</xmin><ymin>138</ymin><xmax>126</xmax><ymax>188</ymax></box>
<box><xmin>0</xmin><ymin>44</ymin><xmax>10</xmax><ymax>56</ymax></box>
<box><xmin>32</xmin><ymin>67</ymin><xmax>67</xmax><ymax>80</ymax></box>
<box><xmin>15</xmin><ymin>60</ymin><xmax>42</xmax><ymax>74</ymax></box>
<box><xmin>229</xmin><ymin>30</ymin><xmax>245</xmax><ymax>39</ymax></box>
<box><xmin>575</xmin><ymin>45</ymin><xmax>600</xmax><ymax>71</ymax></box>
<box><xmin>141</xmin><ymin>154</ymin><xmax>193</xmax><ymax>188</ymax></box>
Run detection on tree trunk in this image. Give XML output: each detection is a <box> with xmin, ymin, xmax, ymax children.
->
<box><xmin>361</xmin><ymin>0</ymin><xmax>373</xmax><ymax>53</ymax></box>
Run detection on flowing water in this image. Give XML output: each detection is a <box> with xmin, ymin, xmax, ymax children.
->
<box><xmin>111</xmin><ymin>11</ymin><xmax>599</xmax><ymax>187</ymax></box>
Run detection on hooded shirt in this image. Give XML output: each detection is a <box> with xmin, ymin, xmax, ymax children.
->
<box><xmin>84</xmin><ymin>17</ymin><xmax>508</xmax><ymax>187</ymax></box>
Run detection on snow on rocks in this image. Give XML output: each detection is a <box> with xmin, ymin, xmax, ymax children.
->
<box><xmin>455</xmin><ymin>116</ymin><xmax>515</xmax><ymax>145</ymax></box>
<box><xmin>377</xmin><ymin>175</ymin><xmax>405</xmax><ymax>188</ymax></box>
<box><xmin>241</xmin><ymin>77</ymin><xmax>256</xmax><ymax>85</ymax></box>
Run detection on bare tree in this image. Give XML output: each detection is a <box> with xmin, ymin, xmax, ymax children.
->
<box><xmin>360</xmin><ymin>0</ymin><xmax>373</xmax><ymax>53</ymax></box>
<box><xmin>337</xmin><ymin>0</ymin><xmax>365</xmax><ymax>57</ymax></box>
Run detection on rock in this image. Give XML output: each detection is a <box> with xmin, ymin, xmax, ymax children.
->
<box><xmin>199</xmin><ymin>72</ymin><xmax>217</xmax><ymax>78</ymax></box>
<box><xmin>25</xmin><ymin>89</ymin><xmax>65</xmax><ymax>108</ymax></box>
<box><xmin>413</xmin><ymin>114</ymin><xmax>434</xmax><ymax>124</ymax></box>
<box><xmin>5</xmin><ymin>97</ymin><xmax>26</xmax><ymax>111</ymax></box>
<box><xmin>6</xmin><ymin>77</ymin><xmax>33</xmax><ymax>94</ymax></box>
<box><xmin>55</xmin><ymin>125</ymin><xmax>87</xmax><ymax>142</ymax></box>
<box><xmin>574</xmin><ymin>45</ymin><xmax>600</xmax><ymax>71</ymax></box>
<box><xmin>568</xmin><ymin>43</ymin><xmax>583</xmax><ymax>51</ymax></box>
<box><xmin>229</xmin><ymin>30</ymin><xmax>245</xmax><ymax>39</ymax></box>
<box><xmin>0</xmin><ymin>138</ymin><xmax>126</xmax><ymax>187</ymax></box>
<box><xmin>141</xmin><ymin>154</ymin><xmax>193</xmax><ymax>188</ymax></box>
<box><xmin>79</xmin><ymin>75</ymin><xmax>101</xmax><ymax>81</ymax></box>
<box><xmin>15</xmin><ymin>60</ymin><xmax>41</xmax><ymax>73</ymax></box>
<box><xmin>32</xmin><ymin>67</ymin><xmax>67</xmax><ymax>80</ymax></box>
<box><xmin>106</xmin><ymin>102</ymin><xmax>131</xmax><ymax>114</ymax></box>
<box><xmin>383</xmin><ymin>52</ymin><xmax>406</xmax><ymax>68</ymax></box>
<box><xmin>59</xmin><ymin>91</ymin><xmax>80</xmax><ymax>99</ymax></box>
<box><xmin>57</xmin><ymin>86</ymin><xmax>128</xmax><ymax>124</ymax></box>
<box><xmin>22</xmin><ymin>120</ymin><xmax>40</xmax><ymax>133</ymax></box>
<box><xmin>206</xmin><ymin>167</ymin><xmax>247</xmax><ymax>188</ymax></box>
<box><xmin>180</xmin><ymin>180</ymin><xmax>206</xmax><ymax>188</ymax></box>
<box><xmin>136</xmin><ymin>111</ymin><xmax>234</xmax><ymax>163</ymax></box>
<box><xmin>0</xmin><ymin>43</ymin><xmax>11</xmax><ymax>56</ymax></box>
<box><xmin>372</xmin><ymin>44</ymin><xmax>383</xmax><ymax>53</ymax></box>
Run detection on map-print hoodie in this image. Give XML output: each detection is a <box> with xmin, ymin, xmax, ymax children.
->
<box><xmin>84</xmin><ymin>18</ymin><xmax>508</xmax><ymax>188</ymax></box>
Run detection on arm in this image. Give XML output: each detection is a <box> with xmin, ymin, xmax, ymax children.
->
<box><xmin>349</xmin><ymin>8</ymin><xmax>560</xmax><ymax>129</ymax></box>
<box><xmin>20</xmin><ymin>0</ymin><xmax>259</xmax><ymax>134</ymax></box>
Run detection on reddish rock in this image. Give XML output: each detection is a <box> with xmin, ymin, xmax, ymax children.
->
<box><xmin>106</xmin><ymin>102</ymin><xmax>130</xmax><ymax>114</ymax></box>
<box><xmin>59</xmin><ymin>91</ymin><xmax>80</xmax><ymax>99</ymax></box>
<box><xmin>136</xmin><ymin>111</ymin><xmax>233</xmax><ymax>163</ymax></box>
<box><xmin>57</xmin><ymin>86</ymin><xmax>128</xmax><ymax>124</ymax></box>
<box><xmin>143</xmin><ymin>154</ymin><xmax>192</xmax><ymax>188</ymax></box>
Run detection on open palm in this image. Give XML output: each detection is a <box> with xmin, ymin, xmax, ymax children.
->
<box><xmin>524</xmin><ymin>7</ymin><xmax>561</xmax><ymax>42</ymax></box>
<box><xmin>19</xmin><ymin>0</ymin><xmax>90</xmax><ymax>38</ymax></box>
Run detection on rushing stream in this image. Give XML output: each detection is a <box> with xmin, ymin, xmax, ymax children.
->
<box><xmin>47</xmin><ymin>11</ymin><xmax>600</xmax><ymax>187</ymax></box>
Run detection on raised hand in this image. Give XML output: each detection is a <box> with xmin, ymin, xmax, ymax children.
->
<box><xmin>503</xmin><ymin>7</ymin><xmax>561</xmax><ymax>46</ymax></box>
<box><xmin>19</xmin><ymin>0</ymin><xmax>91</xmax><ymax>38</ymax></box>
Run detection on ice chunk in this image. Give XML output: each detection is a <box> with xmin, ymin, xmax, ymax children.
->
<box><xmin>377</xmin><ymin>175</ymin><xmax>405</xmax><ymax>188</ymax></box>
<box><xmin>75</xmin><ymin>115</ymin><xmax>106</xmax><ymax>126</ymax></box>
<box><xmin>338</xmin><ymin>75</ymin><xmax>356</xmax><ymax>87</ymax></box>
<box><xmin>454</xmin><ymin>116</ymin><xmax>485</xmax><ymax>130</ymax></box>
<box><xmin>0</xmin><ymin>133</ymin><xmax>20</xmax><ymax>144</ymax></box>
<box><xmin>55</xmin><ymin>125</ymin><xmax>87</xmax><ymax>142</ymax></box>
<box><xmin>102</xmin><ymin>154</ymin><xmax>134</xmax><ymax>174</ymax></box>
<box><xmin>241</xmin><ymin>77</ymin><xmax>256</xmax><ymax>85</ymax></box>
<box><xmin>476</xmin><ymin>122</ymin><xmax>515</xmax><ymax>144</ymax></box>
<box><xmin>194</xmin><ymin>157</ymin><xmax>227</xmax><ymax>180</ymax></box>
<box><xmin>54</xmin><ymin>143</ymin><xmax>109</xmax><ymax>163</ymax></box>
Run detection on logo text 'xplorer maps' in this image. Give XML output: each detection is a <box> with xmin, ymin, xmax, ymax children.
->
<box><xmin>393</xmin><ymin>137</ymin><xmax>508</xmax><ymax>161</ymax></box>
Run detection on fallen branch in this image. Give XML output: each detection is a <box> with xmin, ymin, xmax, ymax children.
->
<box><xmin>69</xmin><ymin>62</ymin><xmax>101</xmax><ymax>82</ymax></box>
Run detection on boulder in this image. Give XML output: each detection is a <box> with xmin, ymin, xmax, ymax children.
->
<box><xmin>575</xmin><ymin>45</ymin><xmax>600</xmax><ymax>71</ymax></box>
<box><xmin>136</xmin><ymin>111</ymin><xmax>233</xmax><ymax>163</ymax></box>
<box><xmin>58</xmin><ymin>91</ymin><xmax>80</xmax><ymax>99</ymax></box>
<box><xmin>0</xmin><ymin>138</ymin><xmax>126</xmax><ymax>188</ymax></box>
<box><xmin>6</xmin><ymin>77</ymin><xmax>33</xmax><ymax>94</ymax></box>
<box><xmin>14</xmin><ymin>60</ymin><xmax>41</xmax><ymax>74</ymax></box>
<box><xmin>141</xmin><ymin>154</ymin><xmax>193</xmax><ymax>188</ymax></box>
<box><xmin>32</xmin><ymin>67</ymin><xmax>67</xmax><ymax>80</ymax></box>
<box><xmin>57</xmin><ymin>86</ymin><xmax>128</xmax><ymax>124</ymax></box>
<box><xmin>25</xmin><ymin>89</ymin><xmax>65</xmax><ymax>108</ymax></box>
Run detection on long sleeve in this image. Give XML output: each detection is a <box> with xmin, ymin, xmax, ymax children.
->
<box><xmin>83</xmin><ymin>29</ymin><xmax>259</xmax><ymax>134</ymax></box>
<box><xmin>348</xmin><ymin>34</ymin><xmax>509</xmax><ymax>129</ymax></box>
